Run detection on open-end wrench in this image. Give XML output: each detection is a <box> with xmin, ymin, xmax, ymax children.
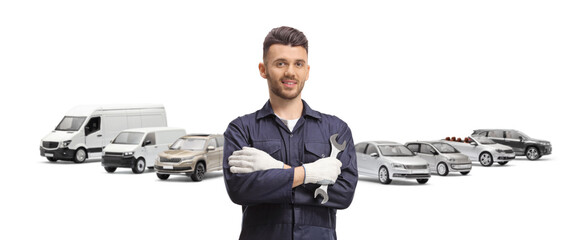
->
<box><xmin>313</xmin><ymin>134</ymin><xmax>346</xmax><ymax>204</ymax></box>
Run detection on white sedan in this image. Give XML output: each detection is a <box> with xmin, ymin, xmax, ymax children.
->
<box><xmin>444</xmin><ymin>136</ymin><xmax>515</xmax><ymax>166</ymax></box>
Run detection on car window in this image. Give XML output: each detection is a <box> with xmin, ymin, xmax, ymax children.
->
<box><xmin>420</xmin><ymin>144</ymin><xmax>436</xmax><ymax>154</ymax></box>
<box><xmin>85</xmin><ymin>117</ymin><xmax>101</xmax><ymax>135</ymax></box>
<box><xmin>506</xmin><ymin>131</ymin><xmax>522</xmax><ymax>140</ymax></box>
<box><xmin>208</xmin><ymin>138</ymin><xmax>217</xmax><ymax>149</ymax></box>
<box><xmin>216</xmin><ymin>136</ymin><xmax>224</xmax><ymax>147</ymax></box>
<box><xmin>355</xmin><ymin>143</ymin><xmax>368</xmax><ymax>153</ymax></box>
<box><xmin>488</xmin><ymin>130</ymin><xmax>504</xmax><ymax>138</ymax></box>
<box><xmin>365</xmin><ymin>145</ymin><xmax>379</xmax><ymax>156</ymax></box>
<box><xmin>144</xmin><ymin>132</ymin><xmax>156</xmax><ymax>145</ymax></box>
<box><xmin>407</xmin><ymin>144</ymin><xmax>419</xmax><ymax>153</ymax></box>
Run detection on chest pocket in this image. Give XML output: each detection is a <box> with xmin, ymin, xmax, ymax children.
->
<box><xmin>303</xmin><ymin>142</ymin><xmax>330</xmax><ymax>164</ymax></box>
<box><xmin>252</xmin><ymin>139</ymin><xmax>282</xmax><ymax>160</ymax></box>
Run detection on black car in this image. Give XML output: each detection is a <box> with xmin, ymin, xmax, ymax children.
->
<box><xmin>472</xmin><ymin>129</ymin><xmax>551</xmax><ymax>160</ymax></box>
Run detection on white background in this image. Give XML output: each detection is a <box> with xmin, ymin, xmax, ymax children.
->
<box><xmin>1</xmin><ymin>0</ymin><xmax>579</xmax><ymax>239</ymax></box>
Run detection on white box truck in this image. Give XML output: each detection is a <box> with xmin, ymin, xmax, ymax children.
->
<box><xmin>40</xmin><ymin>104</ymin><xmax>167</xmax><ymax>163</ymax></box>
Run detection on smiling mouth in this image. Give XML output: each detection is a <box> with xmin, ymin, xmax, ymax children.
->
<box><xmin>282</xmin><ymin>79</ymin><xmax>297</xmax><ymax>86</ymax></box>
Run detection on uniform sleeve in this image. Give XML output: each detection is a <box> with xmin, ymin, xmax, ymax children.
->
<box><xmin>294</xmin><ymin>121</ymin><xmax>358</xmax><ymax>209</ymax></box>
<box><xmin>222</xmin><ymin>117</ymin><xmax>294</xmax><ymax>206</ymax></box>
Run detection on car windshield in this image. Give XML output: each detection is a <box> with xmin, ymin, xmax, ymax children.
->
<box><xmin>55</xmin><ymin>116</ymin><xmax>86</xmax><ymax>131</ymax></box>
<box><xmin>113</xmin><ymin>132</ymin><xmax>144</xmax><ymax>145</ymax></box>
<box><xmin>432</xmin><ymin>143</ymin><xmax>459</xmax><ymax>153</ymax></box>
<box><xmin>170</xmin><ymin>138</ymin><xmax>206</xmax><ymax>150</ymax></box>
<box><xmin>378</xmin><ymin>145</ymin><xmax>414</xmax><ymax>156</ymax></box>
<box><xmin>473</xmin><ymin>137</ymin><xmax>496</xmax><ymax>144</ymax></box>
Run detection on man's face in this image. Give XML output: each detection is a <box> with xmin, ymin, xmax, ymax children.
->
<box><xmin>260</xmin><ymin>44</ymin><xmax>310</xmax><ymax>100</ymax></box>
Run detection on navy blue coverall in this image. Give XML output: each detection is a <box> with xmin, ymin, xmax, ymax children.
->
<box><xmin>223</xmin><ymin>100</ymin><xmax>358</xmax><ymax>240</ymax></box>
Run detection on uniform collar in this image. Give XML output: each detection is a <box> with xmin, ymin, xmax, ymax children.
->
<box><xmin>257</xmin><ymin>100</ymin><xmax>322</xmax><ymax>120</ymax></box>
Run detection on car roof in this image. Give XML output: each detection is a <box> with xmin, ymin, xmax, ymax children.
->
<box><xmin>121</xmin><ymin>127</ymin><xmax>184</xmax><ymax>134</ymax></box>
<box><xmin>182</xmin><ymin>134</ymin><xmax>223</xmax><ymax>139</ymax></box>
<box><xmin>360</xmin><ymin>141</ymin><xmax>402</xmax><ymax>145</ymax></box>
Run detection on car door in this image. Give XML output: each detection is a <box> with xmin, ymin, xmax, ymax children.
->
<box><xmin>84</xmin><ymin>116</ymin><xmax>103</xmax><ymax>159</ymax></box>
<box><xmin>364</xmin><ymin>144</ymin><xmax>383</xmax><ymax>175</ymax></box>
<box><xmin>418</xmin><ymin>144</ymin><xmax>438</xmax><ymax>172</ymax></box>
<box><xmin>487</xmin><ymin>130</ymin><xmax>507</xmax><ymax>146</ymax></box>
<box><xmin>142</xmin><ymin>132</ymin><xmax>158</xmax><ymax>166</ymax></box>
<box><xmin>505</xmin><ymin>130</ymin><xmax>525</xmax><ymax>154</ymax></box>
<box><xmin>216</xmin><ymin>136</ymin><xmax>225</xmax><ymax>168</ymax></box>
<box><xmin>354</xmin><ymin>143</ymin><xmax>371</xmax><ymax>175</ymax></box>
<box><xmin>205</xmin><ymin>138</ymin><xmax>220</xmax><ymax>171</ymax></box>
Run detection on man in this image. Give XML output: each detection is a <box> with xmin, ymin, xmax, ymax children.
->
<box><xmin>223</xmin><ymin>26</ymin><xmax>358</xmax><ymax>240</ymax></box>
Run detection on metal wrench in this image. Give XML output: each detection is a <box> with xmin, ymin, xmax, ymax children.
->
<box><xmin>313</xmin><ymin>134</ymin><xmax>346</xmax><ymax>204</ymax></box>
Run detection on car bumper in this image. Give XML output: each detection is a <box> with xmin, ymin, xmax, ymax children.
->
<box><xmin>102</xmin><ymin>155</ymin><xmax>137</xmax><ymax>168</ymax></box>
<box><xmin>154</xmin><ymin>165</ymin><xmax>194</xmax><ymax>174</ymax></box>
<box><xmin>392</xmin><ymin>169</ymin><xmax>430</xmax><ymax>179</ymax></box>
<box><xmin>449</xmin><ymin>163</ymin><xmax>472</xmax><ymax>172</ymax></box>
<box><xmin>496</xmin><ymin>152</ymin><xmax>516</xmax><ymax>161</ymax></box>
<box><xmin>540</xmin><ymin>146</ymin><xmax>552</xmax><ymax>156</ymax></box>
<box><xmin>40</xmin><ymin>147</ymin><xmax>75</xmax><ymax>160</ymax></box>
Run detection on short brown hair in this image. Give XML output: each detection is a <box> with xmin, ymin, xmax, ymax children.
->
<box><xmin>263</xmin><ymin>26</ymin><xmax>308</xmax><ymax>59</ymax></box>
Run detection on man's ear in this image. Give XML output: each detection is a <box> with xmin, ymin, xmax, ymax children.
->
<box><xmin>305</xmin><ymin>65</ymin><xmax>310</xmax><ymax>81</ymax></box>
<box><xmin>258</xmin><ymin>63</ymin><xmax>267</xmax><ymax>79</ymax></box>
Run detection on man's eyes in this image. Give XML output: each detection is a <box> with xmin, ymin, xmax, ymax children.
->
<box><xmin>275</xmin><ymin>62</ymin><xmax>305</xmax><ymax>67</ymax></box>
<box><xmin>276</xmin><ymin>62</ymin><xmax>286</xmax><ymax>67</ymax></box>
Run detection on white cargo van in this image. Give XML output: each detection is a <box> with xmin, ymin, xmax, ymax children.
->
<box><xmin>101</xmin><ymin>127</ymin><xmax>186</xmax><ymax>174</ymax></box>
<box><xmin>40</xmin><ymin>104</ymin><xmax>167</xmax><ymax>163</ymax></box>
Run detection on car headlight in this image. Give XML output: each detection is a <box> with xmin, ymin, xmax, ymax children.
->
<box><xmin>392</xmin><ymin>163</ymin><xmax>405</xmax><ymax>169</ymax></box>
<box><xmin>448</xmin><ymin>158</ymin><xmax>456</xmax><ymax>162</ymax></box>
<box><xmin>495</xmin><ymin>149</ymin><xmax>504</xmax><ymax>153</ymax></box>
<box><xmin>62</xmin><ymin>140</ymin><xmax>72</xmax><ymax>148</ymax></box>
<box><xmin>541</xmin><ymin>142</ymin><xmax>550</xmax><ymax>146</ymax></box>
<box><xmin>124</xmin><ymin>151</ymin><xmax>134</xmax><ymax>156</ymax></box>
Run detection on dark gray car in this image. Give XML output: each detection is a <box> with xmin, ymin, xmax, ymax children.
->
<box><xmin>472</xmin><ymin>129</ymin><xmax>551</xmax><ymax>160</ymax></box>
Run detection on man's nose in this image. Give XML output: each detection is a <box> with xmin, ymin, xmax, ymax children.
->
<box><xmin>285</xmin><ymin>65</ymin><xmax>296</xmax><ymax>78</ymax></box>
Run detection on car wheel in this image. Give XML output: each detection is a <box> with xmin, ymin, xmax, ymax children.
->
<box><xmin>498</xmin><ymin>161</ymin><xmax>508</xmax><ymax>165</ymax></box>
<box><xmin>132</xmin><ymin>158</ymin><xmax>146</xmax><ymax>174</ymax></box>
<box><xmin>437</xmin><ymin>162</ymin><xmax>449</xmax><ymax>176</ymax></box>
<box><xmin>47</xmin><ymin>157</ymin><xmax>57</xmax><ymax>162</ymax></box>
<box><xmin>417</xmin><ymin>179</ymin><xmax>429</xmax><ymax>184</ymax></box>
<box><xmin>478</xmin><ymin>152</ymin><xmax>493</xmax><ymax>167</ymax></box>
<box><xmin>191</xmin><ymin>162</ymin><xmax>205</xmax><ymax>182</ymax></box>
<box><xmin>73</xmin><ymin>148</ymin><xmax>87</xmax><ymax>163</ymax></box>
<box><xmin>526</xmin><ymin>147</ymin><xmax>540</xmax><ymax>160</ymax></box>
<box><xmin>378</xmin><ymin>166</ymin><xmax>392</xmax><ymax>184</ymax></box>
<box><xmin>104</xmin><ymin>167</ymin><xmax>117</xmax><ymax>173</ymax></box>
<box><xmin>157</xmin><ymin>173</ymin><xmax>170</xmax><ymax>180</ymax></box>
<box><xmin>460</xmin><ymin>171</ymin><xmax>470</xmax><ymax>175</ymax></box>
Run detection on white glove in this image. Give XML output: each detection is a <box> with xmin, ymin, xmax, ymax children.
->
<box><xmin>303</xmin><ymin>157</ymin><xmax>342</xmax><ymax>184</ymax></box>
<box><xmin>228</xmin><ymin>147</ymin><xmax>284</xmax><ymax>173</ymax></box>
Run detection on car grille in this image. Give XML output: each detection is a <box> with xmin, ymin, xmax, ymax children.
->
<box><xmin>406</xmin><ymin>165</ymin><xmax>428</xmax><ymax>170</ymax></box>
<box><xmin>155</xmin><ymin>166</ymin><xmax>192</xmax><ymax>171</ymax></box>
<box><xmin>159</xmin><ymin>157</ymin><xmax>182</xmax><ymax>163</ymax></box>
<box><xmin>43</xmin><ymin>141</ymin><xmax>59</xmax><ymax>148</ymax></box>
<box><xmin>104</xmin><ymin>152</ymin><xmax>123</xmax><ymax>156</ymax></box>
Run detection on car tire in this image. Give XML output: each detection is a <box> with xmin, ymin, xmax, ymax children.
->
<box><xmin>191</xmin><ymin>162</ymin><xmax>205</xmax><ymax>182</ymax></box>
<box><xmin>437</xmin><ymin>162</ymin><xmax>449</xmax><ymax>176</ymax></box>
<box><xmin>478</xmin><ymin>152</ymin><xmax>493</xmax><ymax>167</ymax></box>
<box><xmin>460</xmin><ymin>171</ymin><xmax>470</xmax><ymax>175</ymax></box>
<box><xmin>132</xmin><ymin>158</ymin><xmax>146</xmax><ymax>174</ymax></box>
<box><xmin>498</xmin><ymin>161</ymin><xmax>508</xmax><ymax>165</ymax></box>
<box><xmin>417</xmin><ymin>179</ymin><xmax>429</xmax><ymax>184</ymax></box>
<box><xmin>378</xmin><ymin>166</ymin><xmax>392</xmax><ymax>184</ymax></box>
<box><xmin>73</xmin><ymin>148</ymin><xmax>87</xmax><ymax>163</ymax></box>
<box><xmin>104</xmin><ymin>167</ymin><xmax>117</xmax><ymax>173</ymax></box>
<box><xmin>526</xmin><ymin>146</ymin><xmax>541</xmax><ymax>160</ymax></box>
<box><xmin>157</xmin><ymin>173</ymin><xmax>170</xmax><ymax>180</ymax></box>
<box><xmin>47</xmin><ymin>157</ymin><xmax>57</xmax><ymax>162</ymax></box>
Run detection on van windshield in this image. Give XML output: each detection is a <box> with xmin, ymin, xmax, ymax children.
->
<box><xmin>432</xmin><ymin>143</ymin><xmax>460</xmax><ymax>153</ymax></box>
<box><xmin>56</xmin><ymin>116</ymin><xmax>87</xmax><ymax>131</ymax></box>
<box><xmin>113</xmin><ymin>132</ymin><xmax>144</xmax><ymax>145</ymax></box>
<box><xmin>170</xmin><ymin>138</ymin><xmax>206</xmax><ymax>150</ymax></box>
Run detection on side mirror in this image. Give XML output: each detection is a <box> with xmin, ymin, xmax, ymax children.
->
<box><xmin>207</xmin><ymin>145</ymin><xmax>215</xmax><ymax>151</ymax></box>
<box><xmin>370</xmin><ymin>153</ymin><xmax>379</xmax><ymax>158</ymax></box>
<box><xmin>143</xmin><ymin>140</ymin><xmax>152</xmax><ymax>147</ymax></box>
<box><xmin>430</xmin><ymin>150</ymin><xmax>439</xmax><ymax>155</ymax></box>
<box><xmin>519</xmin><ymin>136</ymin><xmax>524</xmax><ymax>142</ymax></box>
<box><xmin>469</xmin><ymin>141</ymin><xmax>478</xmax><ymax>146</ymax></box>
